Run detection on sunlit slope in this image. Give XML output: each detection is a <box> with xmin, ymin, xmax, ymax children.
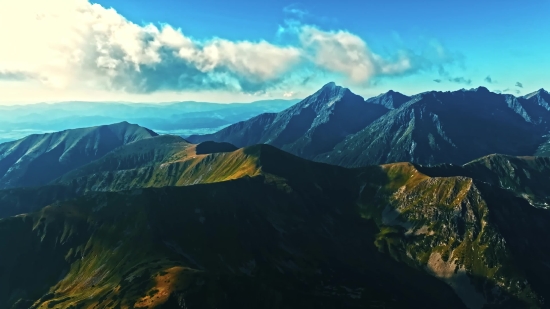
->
<box><xmin>358</xmin><ymin>162</ymin><xmax>548</xmax><ymax>308</ymax></box>
<box><xmin>56</xmin><ymin>138</ymin><xmax>263</xmax><ymax>192</ymax></box>
<box><xmin>415</xmin><ymin>154</ymin><xmax>550</xmax><ymax>207</ymax></box>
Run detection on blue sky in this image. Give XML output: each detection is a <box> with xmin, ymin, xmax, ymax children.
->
<box><xmin>0</xmin><ymin>0</ymin><xmax>548</xmax><ymax>103</ymax></box>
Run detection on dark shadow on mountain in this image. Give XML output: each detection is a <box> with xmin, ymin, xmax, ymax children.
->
<box><xmin>0</xmin><ymin>185</ymin><xmax>79</xmax><ymax>219</ymax></box>
<box><xmin>195</xmin><ymin>141</ymin><xmax>238</xmax><ymax>155</ymax></box>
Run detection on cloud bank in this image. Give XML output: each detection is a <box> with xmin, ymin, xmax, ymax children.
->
<box><xmin>0</xmin><ymin>0</ymin><xmax>457</xmax><ymax>95</ymax></box>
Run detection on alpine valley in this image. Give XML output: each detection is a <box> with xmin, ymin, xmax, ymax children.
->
<box><xmin>1</xmin><ymin>83</ymin><xmax>550</xmax><ymax>309</ymax></box>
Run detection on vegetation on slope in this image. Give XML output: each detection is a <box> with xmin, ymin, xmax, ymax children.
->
<box><xmin>1</xmin><ymin>134</ymin><xmax>549</xmax><ymax>308</ymax></box>
<box><xmin>0</xmin><ymin>177</ymin><xmax>467</xmax><ymax>309</ymax></box>
<box><xmin>415</xmin><ymin>154</ymin><xmax>550</xmax><ymax>207</ymax></box>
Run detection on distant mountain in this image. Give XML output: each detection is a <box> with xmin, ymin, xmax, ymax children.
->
<box><xmin>190</xmin><ymin>84</ymin><xmax>550</xmax><ymax>167</ymax></box>
<box><xmin>0</xmin><ymin>142</ymin><xmax>549</xmax><ymax>308</ymax></box>
<box><xmin>0</xmin><ymin>122</ymin><xmax>156</xmax><ymax>189</ymax></box>
<box><xmin>365</xmin><ymin>89</ymin><xmax>410</xmax><ymax>109</ymax></box>
<box><xmin>0</xmin><ymin>99</ymin><xmax>299</xmax><ymax>141</ymax></box>
<box><xmin>188</xmin><ymin>82</ymin><xmax>390</xmax><ymax>158</ymax></box>
<box><xmin>319</xmin><ymin>87</ymin><xmax>550</xmax><ymax>166</ymax></box>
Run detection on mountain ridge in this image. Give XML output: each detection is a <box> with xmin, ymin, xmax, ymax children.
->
<box><xmin>188</xmin><ymin>82</ymin><xmax>391</xmax><ymax>158</ymax></box>
<box><xmin>1</xmin><ymin>142</ymin><xmax>549</xmax><ymax>307</ymax></box>
<box><xmin>0</xmin><ymin>122</ymin><xmax>157</xmax><ymax>189</ymax></box>
<box><xmin>189</xmin><ymin>84</ymin><xmax>550</xmax><ymax>167</ymax></box>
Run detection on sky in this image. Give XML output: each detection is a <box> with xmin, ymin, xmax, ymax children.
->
<box><xmin>0</xmin><ymin>0</ymin><xmax>548</xmax><ymax>104</ymax></box>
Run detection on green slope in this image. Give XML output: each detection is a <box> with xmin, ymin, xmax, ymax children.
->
<box><xmin>0</xmin><ymin>177</ymin><xmax>466</xmax><ymax>309</ymax></box>
<box><xmin>54</xmin><ymin>137</ymin><xmax>264</xmax><ymax>192</ymax></box>
<box><xmin>1</xmin><ymin>143</ymin><xmax>550</xmax><ymax>308</ymax></box>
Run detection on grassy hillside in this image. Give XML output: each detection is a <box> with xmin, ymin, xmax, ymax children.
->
<box><xmin>0</xmin><ymin>177</ymin><xmax>466</xmax><ymax>309</ymax></box>
<box><xmin>0</xmin><ymin>143</ymin><xmax>549</xmax><ymax>308</ymax></box>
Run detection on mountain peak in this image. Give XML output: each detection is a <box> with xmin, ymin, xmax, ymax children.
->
<box><xmin>524</xmin><ymin>88</ymin><xmax>550</xmax><ymax>100</ymax></box>
<box><xmin>475</xmin><ymin>86</ymin><xmax>490</xmax><ymax>93</ymax></box>
<box><xmin>321</xmin><ymin>81</ymin><xmax>337</xmax><ymax>89</ymax></box>
<box><xmin>365</xmin><ymin>90</ymin><xmax>410</xmax><ymax>109</ymax></box>
<box><xmin>315</xmin><ymin>82</ymin><xmax>348</xmax><ymax>96</ymax></box>
<box><xmin>293</xmin><ymin>82</ymin><xmax>353</xmax><ymax>111</ymax></box>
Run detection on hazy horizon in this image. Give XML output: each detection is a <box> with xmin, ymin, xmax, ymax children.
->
<box><xmin>0</xmin><ymin>83</ymin><xmax>546</xmax><ymax>106</ymax></box>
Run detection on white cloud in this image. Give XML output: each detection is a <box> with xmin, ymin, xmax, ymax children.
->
<box><xmin>299</xmin><ymin>26</ymin><xmax>413</xmax><ymax>84</ymax></box>
<box><xmin>0</xmin><ymin>0</ymin><xmax>302</xmax><ymax>93</ymax></box>
<box><xmin>0</xmin><ymin>0</ymin><xmax>454</xmax><ymax>98</ymax></box>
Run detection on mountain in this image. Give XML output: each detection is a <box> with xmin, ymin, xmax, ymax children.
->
<box><xmin>190</xmin><ymin>85</ymin><xmax>550</xmax><ymax>167</ymax></box>
<box><xmin>415</xmin><ymin>154</ymin><xmax>550</xmax><ymax>207</ymax></box>
<box><xmin>318</xmin><ymin>87</ymin><xmax>550</xmax><ymax>166</ymax></box>
<box><xmin>523</xmin><ymin>88</ymin><xmax>550</xmax><ymax>111</ymax></box>
<box><xmin>53</xmin><ymin>137</ymin><xmax>264</xmax><ymax>193</ymax></box>
<box><xmin>365</xmin><ymin>89</ymin><xmax>410</xmax><ymax>109</ymax></box>
<box><xmin>0</xmin><ymin>99</ymin><xmax>299</xmax><ymax>142</ymax></box>
<box><xmin>0</xmin><ymin>139</ymin><xmax>549</xmax><ymax>307</ymax></box>
<box><xmin>0</xmin><ymin>122</ymin><xmax>157</xmax><ymax>189</ymax></box>
<box><xmin>188</xmin><ymin>82</ymin><xmax>390</xmax><ymax>158</ymax></box>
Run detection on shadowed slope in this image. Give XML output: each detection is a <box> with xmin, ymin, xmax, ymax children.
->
<box><xmin>195</xmin><ymin>141</ymin><xmax>238</xmax><ymax>154</ymax></box>
<box><xmin>0</xmin><ymin>145</ymin><xmax>549</xmax><ymax>307</ymax></box>
<box><xmin>0</xmin><ymin>176</ymin><xmax>467</xmax><ymax>309</ymax></box>
<box><xmin>191</xmin><ymin>85</ymin><xmax>550</xmax><ymax>167</ymax></box>
<box><xmin>0</xmin><ymin>122</ymin><xmax>157</xmax><ymax>189</ymax></box>
<box><xmin>188</xmin><ymin>82</ymin><xmax>390</xmax><ymax>159</ymax></box>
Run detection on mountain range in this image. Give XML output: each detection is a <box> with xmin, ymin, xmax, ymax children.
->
<box><xmin>188</xmin><ymin>83</ymin><xmax>550</xmax><ymax>167</ymax></box>
<box><xmin>0</xmin><ymin>84</ymin><xmax>550</xmax><ymax>308</ymax></box>
<box><xmin>0</xmin><ymin>99</ymin><xmax>299</xmax><ymax>142</ymax></box>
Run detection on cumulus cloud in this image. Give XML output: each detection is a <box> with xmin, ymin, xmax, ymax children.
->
<box><xmin>515</xmin><ymin>82</ymin><xmax>523</xmax><ymax>88</ymax></box>
<box><xmin>0</xmin><ymin>0</ymin><xmax>305</xmax><ymax>93</ymax></box>
<box><xmin>0</xmin><ymin>0</ymin><xmax>460</xmax><ymax>95</ymax></box>
<box><xmin>283</xmin><ymin>91</ymin><xmax>296</xmax><ymax>98</ymax></box>
<box><xmin>299</xmin><ymin>26</ymin><xmax>415</xmax><ymax>84</ymax></box>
